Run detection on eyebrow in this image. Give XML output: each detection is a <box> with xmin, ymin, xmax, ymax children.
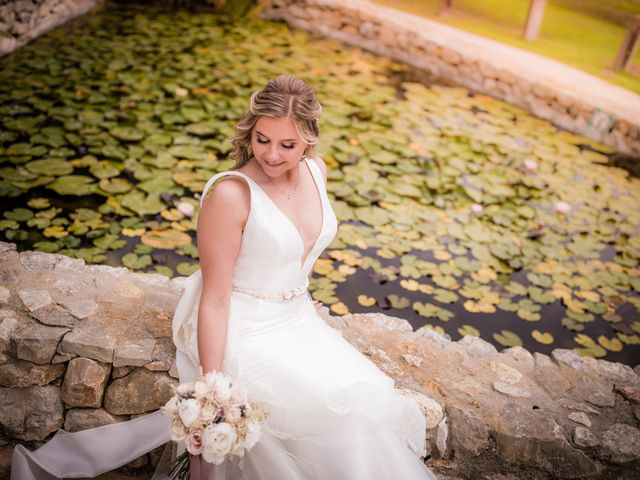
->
<box><xmin>255</xmin><ymin>130</ymin><xmax>298</xmax><ymax>142</ymax></box>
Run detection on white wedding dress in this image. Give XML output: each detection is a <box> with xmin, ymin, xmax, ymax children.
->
<box><xmin>11</xmin><ymin>158</ymin><xmax>438</xmax><ymax>480</ymax></box>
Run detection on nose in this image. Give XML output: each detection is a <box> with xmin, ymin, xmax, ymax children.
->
<box><xmin>266</xmin><ymin>144</ymin><xmax>279</xmax><ymax>160</ymax></box>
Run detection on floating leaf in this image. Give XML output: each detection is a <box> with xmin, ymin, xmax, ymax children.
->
<box><xmin>25</xmin><ymin>158</ymin><xmax>73</xmax><ymax>176</ymax></box>
<box><xmin>4</xmin><ymin>207</ymin><xmax>33</xmax><ymax>221</ymax></box>
<box><xmin>109</xmin><ymin>126</ymin><xmax>144</xmax><ymax>141</ymax></box>
<box><xmin>122</xmin><ymin>252</ymin><xmax>152</xmax><ymax>270</ymax></box>
<box><xmin>47</xmin><ymin>175</ymin><xmax>96</xmax><ymax>195</ymax></box>
<box><xmin>99</xmin><ymin>177</ymin><xmax>133</xmax><ymax>194</ymax></box>
<box><xmin>27</xmin><ymin>198</ymin><xmax>50</xmax><ymax>209</ymax></box>
<box><xmin>532</xmin><ymin>330</ymin><xmax>554</xmax><ymax>344</ymax></box>
<box><xmin>458</xmin><ymin>324</ymin><xmax>480</xmax><ymax>337</ymax></box>
<box><xmin>356</xmin><ymin>295</ymin><xmax>375</xmax><ymax>307</ymax></box>
<box><xmin>176</xmin><ymin>262</ymin><xmax>199</xmax><ymax>276</ymax></box>
<box><xmin>574</xmin><ymin>334</ymin><xmax>607</xmax><ymax>358</ymax></box>
<box><xmin>597</xmin><ymin>335</ymin><xmax>622</xmax><ymax>352</ymax></box>
<box><xmin>387</xmin><ymin>294</ymin><xmax>410</xmax><ymax>309</ymax></box>
<box><xmin>493</xmin><ymin>330</ymin><xmax>523</xmax><ymax>347</ymax></box>
<box><xmin>43</xmin><ymin>225</ymin><xmax>68</xmax><ymax>238</ymax></box>
<box><xmin>141</xmin><ymin>229</ymin><xmax>191</xmax><ymax>249</ymax></box>
<box><xmin>330</xmin><ymin>302</ymin><xmax>349</xmax><ymax>315</ymax></box>
<box><xmin>120</xmin><ymin>189</ymin><xmax>166</xmax><ymax>216</ymax></box>
<box><xmin>561</xmin><ymin>317</ymin><xmax>585</xmax><ymax>332</ymax></box>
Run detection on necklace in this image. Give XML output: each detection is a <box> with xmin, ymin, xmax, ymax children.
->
<box><xmin>266</xmin><ymin>164</ymin><xmax>300</xmax><ymax>200</ymax></box>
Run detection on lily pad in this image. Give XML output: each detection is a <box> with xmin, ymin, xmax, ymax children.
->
<box><xmin>493</xmin><ymin>330</ymin><xmax>523</xmax><ymax>347</ymax></box>
<box><xmin>141</xmin><ymin>229</ymin><xmax>192</xmax><ymax>249</ymax></box>
<box><xmin>47</xmin><ymin>175</ymin><xmax>97</xmax><ymax>195</ymax></box>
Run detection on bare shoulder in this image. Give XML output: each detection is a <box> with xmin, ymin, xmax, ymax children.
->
<box><xmin>199</xmin><ymin>175</ymin><xmax>250</xmax><ymax>229</ymax></box>
<box><xmin>309</xmin><ymin>155</ymin><xmax>328</xmax><ymax>184</ymax></box>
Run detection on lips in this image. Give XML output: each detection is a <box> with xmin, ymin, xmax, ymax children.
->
<box><xmin>265</xmin><ymin>160</ymin><xmax>284</xmax><ymax>167</ymax></box>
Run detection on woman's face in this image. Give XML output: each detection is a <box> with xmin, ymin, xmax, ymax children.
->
<box><xmin>251</xmin><ymin>116</ymin><xmax>307</xmax><ymax>177</ymax></box>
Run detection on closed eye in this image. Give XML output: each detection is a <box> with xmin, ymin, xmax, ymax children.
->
<box><xmin>257</xmin><ymin>137</ymin><xmax>296</xmax><ymax>149</ymax></box>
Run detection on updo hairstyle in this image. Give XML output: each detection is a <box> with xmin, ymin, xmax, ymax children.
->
<box><xmin>229</xmin><ymin>74</ymin><xmax>322</xmax><ymax>169</ymax></box>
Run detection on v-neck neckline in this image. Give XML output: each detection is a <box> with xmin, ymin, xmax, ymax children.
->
<box><xmin>241</xmin><ymin>157</ymin><xmax>326</xmax><ymax>270</ymax></box>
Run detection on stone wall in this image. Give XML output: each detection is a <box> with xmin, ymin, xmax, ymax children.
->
<box><xmin>0</xmin><ymin>0</ymin><xmax>104</xmax><ymax>57</ymax></box>
<box><xmin>1</xmin><ymin>241</ymin><xmax>639</xmax><ymax>479</ymax></box>
<box><xmin>256</xmin><ymin>0</ymin><xmax>640</xmax><ymax>159</ymax></box>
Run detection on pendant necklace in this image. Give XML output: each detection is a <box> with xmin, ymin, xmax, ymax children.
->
<box><xmin>268</xmin><ymin>164</ymin><xmax>300</xmax><ymax>200</ymax></box>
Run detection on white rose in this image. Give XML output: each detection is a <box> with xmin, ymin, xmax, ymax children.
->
<box><xmin>200</xmin><ymin>402</ymin><xmax>221</xmax><ymax>423</ymax></box>
<box><xmin>243</xmin><ymin>420</ymin><xmax>261</xmax><ymax>450</ymax></box>
<box><xmin>178</xmin><ymin>398</ymin><xmax>202</xmax><ymax>428</ymax></box>
<box><xmin>202</xmin><ymin>422</ymin><xmax>237</xmax><ymax>465</ymax></box>
<box><xmin>161</xmin><ymin>395</ymin><xmax>180</xmax><ymax>418</ymax></box>
<box><xmin>177</xmin><ymin>382</ymin><xmax>194</xmax><ymax>396</ymax></box>
<box><xmin>194</xmin><ymin>380</ymin><xmax>214</xmax><ymax>400</ymax></box>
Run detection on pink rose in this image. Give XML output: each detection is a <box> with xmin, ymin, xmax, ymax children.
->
<box><xmin>223</xmin><ymin>405</ymin><xmax>242</xmax><ymax>423</ymax></box>
<box><xmin>228</xmin><ymin>385</ymin><xmax>248</xmax><ymax>406</ymax></box>
<box><xmin>185</xmin><ymin>428</ymin><xmax>205</xmax><ymax>455</ymax></box>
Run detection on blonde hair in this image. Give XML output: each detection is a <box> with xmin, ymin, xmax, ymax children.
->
<box><xmin>229</xmin><ymin>75</ymin><xmax>322</xmax><ymax>169</ymax></box>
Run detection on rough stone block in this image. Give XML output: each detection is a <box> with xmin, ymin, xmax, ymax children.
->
<box><xmin>104</xmin><ymin>368</ymin><xmax>177</xmax><ymax>415</ymax></box>
<box><xmin>17</xmin><ymin>289</ymin><xmax>53</xmax><ymax>312</ymax></box>
<box><xmin>0</xmin><ymin>357</ymin><xmax>65</xmax><ymax>387</ymax></box>
<box><xmin>448</xmin><ymin>405</ymin><xmax>490</xmax><ymax>457</ymax></box>
<box><xmin>458</xmin><ymin>335</ymin><xmax>497</xmax><ymax>357</ymax></box>
<box><xmin>0</xmin><ymin>385</ymin><xmax>63</xmax><ymax>441</ymax></box>
<box><xmin>113</xmin><ymin>338</ymin><xmax>156</xmax><ymax>368</ymax></box>
<box><xmin>15</xmin><ymin>322</ymin><xmax>69</xmax><ymax>364</ymax></box>
<box><xmin>60</xmin><ymin>328</ymin><xmax>115</xmax><ymax>363</ymax></box>
<box><xmin>61</xmin><ymin>357</ymin><xmax>111</xmax><ymax>408</ymax></box>
<box><xmin>600</xmin><ymin>423</ymin><xmax>640</xmax><ymax>464</ymax></box>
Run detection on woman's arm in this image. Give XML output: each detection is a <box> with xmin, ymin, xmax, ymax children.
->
<box><xmin>196</xmin><ymin>176</ymin><xmax>250</xmax><ymax>374</ymax></box>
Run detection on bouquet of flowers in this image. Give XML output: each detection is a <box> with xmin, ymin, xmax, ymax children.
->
<box><xmin>161</xmin><ymin>371</ymin><xmax>269</xmax><ymax>480</ymax></box>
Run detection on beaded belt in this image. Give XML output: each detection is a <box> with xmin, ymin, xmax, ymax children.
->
<box><xmin>231</xmin><ymin>279</ymin><xmax>310</xmax><ymax>302</ymax></box>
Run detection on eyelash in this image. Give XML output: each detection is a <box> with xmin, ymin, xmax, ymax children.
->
<box><xmin>257</xmin><ymin>138</ymin><xmax>295</xmax><ymax>149</ymax></box>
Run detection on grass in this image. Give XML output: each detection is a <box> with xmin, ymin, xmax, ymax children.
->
<box><xmin>372</xmin><ymin>0</ymin><xmax>640</xmax><ymax>94</ymax></box>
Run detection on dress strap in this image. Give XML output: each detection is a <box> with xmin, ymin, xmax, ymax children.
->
<box><xmin>304</xmin><ymin>156</ymin><xmax>326</xmax><ymax>189</ymax></box>
<box><xmin>199</xmin><ymin>170</ymin><xmax>251</xmax><ymax>209</ymax></box>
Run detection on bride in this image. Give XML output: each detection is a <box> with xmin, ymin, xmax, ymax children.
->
<box><xmin>11</xmin><ymin>75</ymin><xmax>438</xmax><ymax>480</ymax></box>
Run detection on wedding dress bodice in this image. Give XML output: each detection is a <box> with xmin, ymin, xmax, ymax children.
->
<box><xmin>199</xmin><ymin>157</ymin><xmax>338</xmax><ymax>292</ymax></box>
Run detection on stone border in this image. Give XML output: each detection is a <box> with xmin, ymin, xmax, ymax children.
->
<box><xmin>256</xmin><ymin>0</ymin><xmax>640</xmax><ymax>158</ymax></box>
<box><xmin>1</xmin><ymin>241</ymin><xmax>639</xmax><ymax>478</ymax></box>
<box><xmin>0</xmin><ymin>0</ymin><xmax>105</xmax><ymax>57</ymax></box>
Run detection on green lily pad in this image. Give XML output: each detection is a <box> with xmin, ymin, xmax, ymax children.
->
<box><xmin>25</xmin><ymin>158</ymin><xmax>73</xmax><ymax>176</ymax></box>
<box><xmin>109</xmin><ymin>126</ymin><xmax>145</xmax><ymax>141</ymax></box>
<box><xmin>4</xmin><ymin>207</ymin><xmax>33</xmax><ymax>221</ymax></box>
<box><xmin>122</xmin><ymin>252</ymin><xmax>153</xmax><ymax>270</ymax></box>
<box><xmin>47</xmin><ymin>175</ymin><xmax>97</xmax><ymax>195</ymax></box>
<box><xmin>120</xmin><ymin>189</ymin><xmax>166</xmax><ymax>216</ymax></box>
<box><xmin>493</xmin><ymin>330</ymin><xmax>523</xmax><ymax>347</ymax></box>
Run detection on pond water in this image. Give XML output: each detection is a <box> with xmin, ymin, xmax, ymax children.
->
<box><xmin>1</xmin><ymin>2</ymin><xmax>639</xmax><ymax>367</ymax></box>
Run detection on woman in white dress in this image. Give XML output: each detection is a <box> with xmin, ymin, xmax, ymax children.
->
<box><xmin>11</xmin><ymin>75</ymin><xmax>438</xmax><ymax>480</ymax></box>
